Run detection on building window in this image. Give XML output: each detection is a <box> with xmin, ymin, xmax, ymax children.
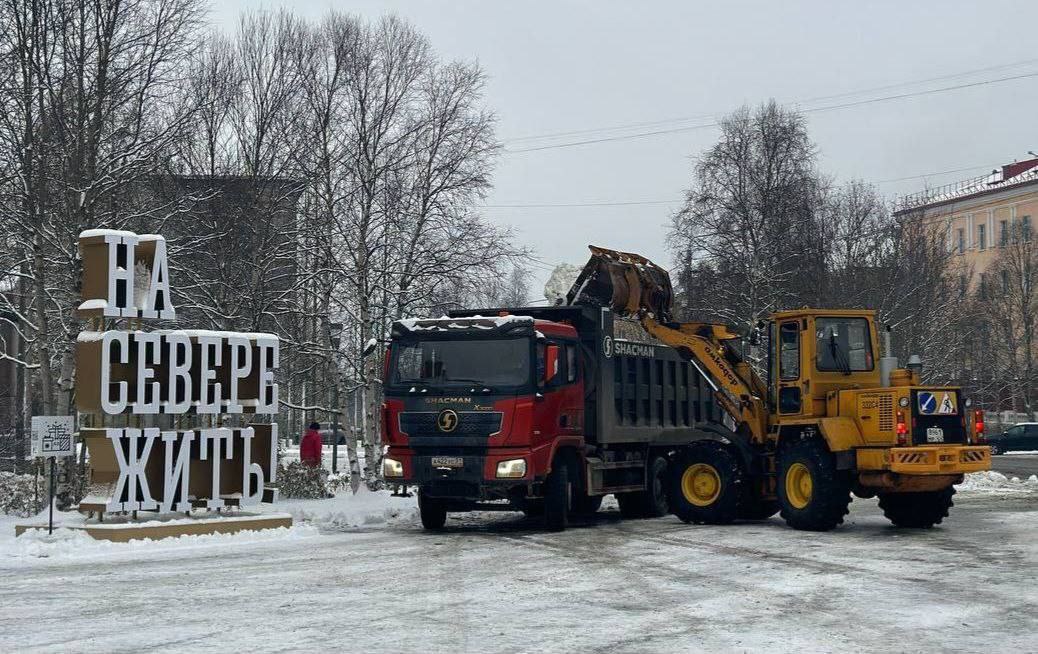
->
<box><xmin>1002</xmin><ymin>269</ymin><xmax>1010</xmax><ymax>294</ymax></box>
<box><xmin>957</xmin><ymin>228</ymin><xmax>965</xmax><ymax>254</ymax></box>
<box><xmin>1000</xmin><ymin>220</ymin><xmax>1009</xmax><ymax>247</ymax></box>
<box><xmin>978</xmin><ymin>223</ymin><xmax>986</xmax><ymax>250</ymax></box>
<box><xmin>1023</xmin><ymin>215</ymin><xmax>1032</xmax><ymax>241</ymax></box>
<box><xmin>979</xmin><ymin>273</ymin><xmax>988</xmax><ymax>299</ymax></box>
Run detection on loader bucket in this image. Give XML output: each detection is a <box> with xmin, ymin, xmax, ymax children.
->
<box><xmin>566</xmin><ymin>245</ymin><xmax>674</xmax><ymax>321</ymax></box>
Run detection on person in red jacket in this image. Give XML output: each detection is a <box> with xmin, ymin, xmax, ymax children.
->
<box><xmin>300</xmin><ymin>422</ymin><xmax>323</xmax><ymax>467</ymax></box>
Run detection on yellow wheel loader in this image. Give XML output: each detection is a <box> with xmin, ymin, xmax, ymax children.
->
<box><xmin>568</xmin><ymin>246</ymin><xmax>991</xmax><ymax>531</ymax></box>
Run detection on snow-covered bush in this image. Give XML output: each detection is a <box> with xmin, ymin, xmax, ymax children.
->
<box><xmin>0</xmin><ymin>472</ymin><xmax>40</xmax><ymax>516</ymax></box>
<box><xmin>278</xmin><ymin>461</ymin><xmax>334</xmax><ymax>499</ymax></box>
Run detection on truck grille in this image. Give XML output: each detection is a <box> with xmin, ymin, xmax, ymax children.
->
<box><xmin>398</xmin><ymin>411</ymin><xmax>503</xmax><ymax>438</ymax></box>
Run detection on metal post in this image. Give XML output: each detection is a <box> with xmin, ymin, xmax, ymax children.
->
<box><xmin>48</xmin><ymin>457</ymin><xmax>55</xmax><ymax>535</ymax></box>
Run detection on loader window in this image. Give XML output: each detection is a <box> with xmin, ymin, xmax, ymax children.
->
<box><xmin>815</xmin><ymin>318</ymin><xmax>874</xmax><ymax>373</ymax></box>
<box><xmin>779</xmin><ymin>322</ymin><xmax>800</xmax><ymax>380</ymax></box>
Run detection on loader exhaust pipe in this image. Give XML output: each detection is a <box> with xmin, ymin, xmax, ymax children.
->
<box><xmin>566</xmin><ymin>245</ymin><xmax>674</xmax><ymax>321</ymax></box>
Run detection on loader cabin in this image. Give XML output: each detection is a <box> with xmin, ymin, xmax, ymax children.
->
<box><xmin>766</xmin><ymin>309</ymin><xmax>881</xmax><ymax>417</ymax></box>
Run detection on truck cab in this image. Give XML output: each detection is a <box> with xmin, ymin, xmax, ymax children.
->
<box><xmin>382</xmin><ymin>314</ymin><xmax>586</xmax><ymax>527</ymax></box>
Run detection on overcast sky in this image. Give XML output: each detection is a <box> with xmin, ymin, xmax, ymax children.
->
<box><xmin>215</xmin><ymin>1</ymin><xmax>1038</xmax><ymax>295</ymax></box>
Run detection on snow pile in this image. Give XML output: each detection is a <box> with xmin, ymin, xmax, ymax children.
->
<box><xmin>273</xmin><ymin>488</ymin><xmax>418</xmax><ymax>530</ymax></box>
<box><xmin>4</xmin><ymin>523</ymin><xmax>317</xmax><ymax>563</ymax></box>
<box><xmin>957</xmin><ymin>471</ymin><xmax>1038</xmax><ymax>493</ymax></box>
<box><xmin>543</xmin><ymin>263</ymin><xmax>582</xmax><ymax>304</ymax></box>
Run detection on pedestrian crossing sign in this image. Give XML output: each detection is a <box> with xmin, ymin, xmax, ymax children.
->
<box><xmin>918</xmin><ymin>391</ymin><xmax>957</xmax><ymax>415</ymax></box>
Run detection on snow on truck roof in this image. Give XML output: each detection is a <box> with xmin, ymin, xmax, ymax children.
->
<box><xmin>395</xmin><ymin>314</ymin><xmax>534</xmax><ymax>332</ymax></box>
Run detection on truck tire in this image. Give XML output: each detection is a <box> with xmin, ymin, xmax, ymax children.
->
<box><xmin>543</xmin><ymin>460</ymin><xmax>570</xmax><ymax>531</ymax></box>
<box><xmin>617</xmin><ymin>456</ymin><xmax>670</xmax><ymax>519</ymax></box>
<box><xmin>668</xmin><ymin>444</ymin><xmax>741</xmax><ymax>524</ymax></box>
<box><xmin>777</xmin><ymin>439</ymin><xmax>852</xmax><ymax>531</ymax></box>
<box><xmin>418</xmin><ymin>490</ymin><xmax>447</xmax><ymax>530</ymax></box>
<box><xmin>878</xmin><ymin>487</ymin><xmax>955</xmax><ymax>528</ymax></box>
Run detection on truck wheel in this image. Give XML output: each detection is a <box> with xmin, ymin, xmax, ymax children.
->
<box><xmin>418</xmin><ymin>490</ymin><xmax>447</xmax><ymax>530</ymax></box>
<box><xmin>777</xmin><ymin>439</ymin><xmax>852</xmax><ymax>531</ymax></box>
<box><xmin>618</xmin><ymin>456</ymin><xmax>670</xmax><ymax>519</ymax></box>
<box><xmin>878</xmin><ymin>487</ymin><xmax>955</xmax><ymax>528</ymax></box>
<box><xmin>668</xmin><ymin>445</ymin><xmax>741</xmax><ymax>524</ymax></box>
<box><xmin>543</xmin><ymin>460</ymin><xmax>570</xmax><ymax>531</ymax></box>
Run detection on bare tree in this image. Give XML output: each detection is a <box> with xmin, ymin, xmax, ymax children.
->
<box><xmin>670</xmin><ymin>101</ymin><xmax>823</xmax><ymax>328</ymax></box>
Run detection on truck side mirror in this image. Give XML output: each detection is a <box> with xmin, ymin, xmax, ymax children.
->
<box><xmin>544</xmin><ymin>344</ymin><xmax>560</xmax><ymax>385</ymax></box>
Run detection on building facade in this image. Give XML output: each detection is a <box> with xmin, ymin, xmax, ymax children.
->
<box><xmin>894</xmin><ymin>157</ymin><xmax>1038</xmax><ymax>281</ymax></box>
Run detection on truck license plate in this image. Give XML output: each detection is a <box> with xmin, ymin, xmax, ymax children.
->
<box><xmin>926</xmin><ymin>427</ymin><xmax>944</xmax><ymax>443</ymax></box>
<box><xmin>431</xmin><ymin>456</ymin><xmax>464</xmax><ymax>468</ymax></box>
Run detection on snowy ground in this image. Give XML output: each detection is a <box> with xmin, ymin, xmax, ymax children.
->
<box><xmin>2</xmin><ymin>476</ymin><xmax>1038</xmax><ymax>652</ymax></box>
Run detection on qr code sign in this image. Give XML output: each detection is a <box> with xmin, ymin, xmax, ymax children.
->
<box><xmin>31</xmin><ymin>416</ymin><xmax>76</xmax><ymax>458</ymax></box>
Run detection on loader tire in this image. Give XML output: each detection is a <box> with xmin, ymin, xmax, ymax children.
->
<box><xmin>668</xmin><ymin>444</ymin><xmax>741</xmax><ymax>525</ymax></box>
<box><xmin>418</xmin><ymin>490</ymin><xmax>447</xmax><ymax>530</ymax></box>
<box><xmin>777</xmin><ymin>439</ymin><xmax>852</xmax><ymax>531</ymax></box>
<box><xmin>616</xmin><ymin>456</ymin><xmax>670</xmax><ymax>519</ymax></box>
<box><xmin>543</xmin><ymin>460</ymin><xmax>570</xmax><ymax>531</ymax></box>
<box><xmin>878</xmin><ymin>487</ymin><xmax>955</xmax><ymax>528</ymax></box>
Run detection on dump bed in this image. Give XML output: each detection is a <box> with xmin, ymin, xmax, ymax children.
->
<box><xmin>448</xmin><ymin>305</ymin><xmax>722</xmax><ymax>446</ymax></box>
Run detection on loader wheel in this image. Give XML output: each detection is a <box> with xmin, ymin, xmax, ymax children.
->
<box><xmin>878</xmin><ymin>487</ymin><xmax>955</xmax><ymax>528</ymax></box>
<box><xmin>418</xmin><ymin>490</ymin><xmax>447</xmax><ymax>530</ymax></box>
<box><xmin>777</xmin><ymin>439</ymin><xmax>852</xmax><ymax>531</ymax></box>
<box><xmin>543</xmin><ymin>459</ymin><xmax>570</xmax><ymax>531</ymax></box>
<box><xmin>668</xmin><ymin>445</ymin><xmax>741</xmax><ymax>524</ymax></box>
<box><xmin>616</xmin><ymin>456</ymin><xmax>669</xmax><ymax>519</ymax></box>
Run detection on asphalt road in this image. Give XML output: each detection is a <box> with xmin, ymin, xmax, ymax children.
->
<box><xmin>3</xmin><ymin>491</ymin><xmax>1038</xmax><ymax>652</ymax></box>
<box><xmin>991</xmin><ymin>453</ymin><xmax>1038</xmax><ymax>478</ymax></box>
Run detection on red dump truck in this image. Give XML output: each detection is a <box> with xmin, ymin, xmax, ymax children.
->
<box><xmin>381</xmin><ymin>304</ymin><xmax>726</xmax><ymax>530</ymax></box>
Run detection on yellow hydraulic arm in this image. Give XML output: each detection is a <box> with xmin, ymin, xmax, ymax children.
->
<box><xmin>569</xmin><ymin>246</ymin><xmax>769</xmax><ymax>442</ymax></box>
<box><xmin>639</xmin><ymin>316</ymin><xmax>768</xmax><ymax>442</ymax></box>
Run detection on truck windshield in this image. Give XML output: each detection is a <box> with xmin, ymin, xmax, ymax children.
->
<box><xmin>815</xmin><ymin>317</ymin><xmax>873</xmax><ymax>373</ymax></box>
<box><xmin>392</xmin><ymin>338</ymin><xmax>531</xmax><ymax>388</ymax></box>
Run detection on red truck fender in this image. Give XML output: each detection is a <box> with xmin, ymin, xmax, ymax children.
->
<box><xmin>544</xmin><ymin>435</ymin><xmax>587</xmax><ymax>475</ymax></box>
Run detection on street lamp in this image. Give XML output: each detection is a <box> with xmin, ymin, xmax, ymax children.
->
<box><xmin>329</xmin><ymin>322</ymin><xmax>343</xmax><ymax>474</ymax></box>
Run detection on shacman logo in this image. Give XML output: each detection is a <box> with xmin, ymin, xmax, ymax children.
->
<box><xmin>437</xmin><ymin>409</ymin><xmax>459</xmax><ymax>433</ymax></box>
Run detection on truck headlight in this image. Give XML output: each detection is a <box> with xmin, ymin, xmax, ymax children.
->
<box><xmin>496</xmin><ymin>458</ymin><xmax>527</xmax><ymax>479</ymax></box>
<box><xmin>383</xmin><ymin>457</ymin><xmax>404</xmax><ymax>478</ymax></box>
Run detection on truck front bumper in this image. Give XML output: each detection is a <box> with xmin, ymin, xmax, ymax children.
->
<box><xmin>886</xmin><ymin>445</ymin><xmax>991</xmax><ymax>475</ymax></box>
<box><xmin>383</xmin><ymin>447</ymin><xmax>543</xmax><ymax>501</ymax></box>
